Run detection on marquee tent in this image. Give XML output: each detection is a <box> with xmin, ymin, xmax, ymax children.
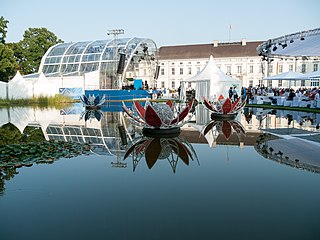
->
<box><xmin>33</xmin><ymin>72</ymin><xmax>58</xmax><ymax>97</ymax></box>
<box><xmin>180</xmin><ymin>56</ymin><xmax>241</xmax><ymax>101</ymax></box>
<box><xmin>263</xmin><ymin>71</ymin><xmax>305</xmax><ymax>80</ymax></box>
<box><xmin>8</xmin><ymin>71</ymin><xmax>33</xmax><ymax>99</ymax></box>
<box><xmin>302</xmin><ymin>70</ymin><xmax>320</xmax><ymax>79</ymax></box>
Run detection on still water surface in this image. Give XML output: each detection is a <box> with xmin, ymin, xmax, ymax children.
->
<box><xmin>0</xmin><ymin>105</ymin><xmax>320</xmax><ymax>240</ymax></box>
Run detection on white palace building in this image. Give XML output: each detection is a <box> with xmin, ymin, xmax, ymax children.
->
<box><xmin>151</xmin><ymin>38</ymin><xmax>319</xmax><ymax>91</ymax></box>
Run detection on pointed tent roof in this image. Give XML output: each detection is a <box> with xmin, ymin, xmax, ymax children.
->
<box><xmin>302</xmin><ymin>70</ymin><xmax>320</xmax><ymax>79</ymax></box>
<box><xmin>184</xmin><ymin>56</ymin><xmax>240</xmax><ymax>83</ymax></box>
<box><xmin>8</xmin><ymin>71</ymin><xmax>33</xmax><ymax>99</ymax></box>
<box><xmin>264</xmin><ymin>71</ymin><xmax>306</xmax><ymax>80</ymax></box>
<box><xmin>33</xmin><ymin>72</ymin><xmax>57</xmax><ymax>97</ymax></box>
<box><xmin>181</xmin><ymin>56</ymin><xmax>241</xmax><ymax>100</ymax></box>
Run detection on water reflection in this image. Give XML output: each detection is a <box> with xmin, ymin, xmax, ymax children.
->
<box><xmin>255</xmin><ymin>133</ymin><xmax>320</xmax><ymax>174</ymax></box>
<box><xmin>202</xmin><ymin>119</ymin><xmax>246</xmax><ymax>142</ymax></box>
<box><xmin>124</xmin><ymin>134</ymin><xmax>198</xmax><ymax>173</ymax></box>
<box><xmin>80</xmin><ymin>109</ymin><xmax>103</xmax><ymax>122</ymax></box>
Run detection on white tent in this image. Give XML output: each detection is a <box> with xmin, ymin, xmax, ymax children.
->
<box><xmin>8</xmin><ymin>71</ymin><xmax>33</xmax><ymax>99</ymax></box>
<box><xmin>0</xmin><ymin>80</ymin><xmax>7</xmax><ymax>98</ymax></box>
<box><xmin>180</xmin><ymin>56</ymin><xmax>241</xmax><ymax>101</ymax></box>
<box><xmin>33</xmin><ymin>72</ymin><xmax>58</xmax><ymax>97</ymax></box>
<box><xmin>264</xmin><ymin>71</ymin><xmax>305</xmax><ymax>80</ymax></box>
<box><xmin>302</xmin><ymin>70</ymin><xmax>320</xmax><ymax>79</ymax></box>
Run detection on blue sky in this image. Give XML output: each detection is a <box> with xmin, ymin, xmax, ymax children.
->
<box><xmin>1</xmin><ymin>0</ymin><xmax>320</xmax><ymax>47</ymax></box>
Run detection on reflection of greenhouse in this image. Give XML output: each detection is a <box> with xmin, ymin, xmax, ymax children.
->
<box><xmin>44</xmin><ymin>111</ymin><xmax>132</xmax><ymax>157</ymax></box>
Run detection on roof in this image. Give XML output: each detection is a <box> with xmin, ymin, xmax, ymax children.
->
<box><xmin>39</xmin><ymin>37</ymin><xmax>157</xmax><ymax>77</ymax></box>
<box><xmin>257</xmin><ymin>27</ymin><xmax>320</xmax><ymax>58</ymax></box>
<box><xmin>159</xmin><ymin>41</ymin><xmax>263</xmax><ymax>60</ymax></box>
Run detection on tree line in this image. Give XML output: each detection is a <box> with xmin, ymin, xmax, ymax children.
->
<box><xmin>0</xmin><ymin>16</ymin><xmax>63</xmax><ymax>82</ymax></box>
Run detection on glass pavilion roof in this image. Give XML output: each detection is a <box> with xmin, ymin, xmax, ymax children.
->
<box><xmin>39</xmin><ymin>37</ymin><xmax>157</xmax><ymax>77</ymax></box>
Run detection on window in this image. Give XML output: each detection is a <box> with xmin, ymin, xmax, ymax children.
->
<box><xmin>268</xmin><ymin>80</ymin><xmax>272</xmax><ymax>88</ymax></box>
<box><xmin>171</xmin><ymin>68</ymin><xmax>175</xmax><ymax>75</ymax></box>
<box><xmin>188</xmin><ymin>67</ymin><xmax>192</xmax><ymax>75</ymax></box>
<box><xmin>314</xmin><ymin>63</ymin><xmax>319</xmax><ymax>72</ymax></box>
<box><xmin>249</xmin><ymin>80</ymin><xmax>253</xmax><ymax>87</ymax></box>
<box><xmin>311</xmin><ymin>80</ymin><xmax>319</xmax><ymax>86</ymax></box>
<box><xmin>161</xmin><ymin>68</ymin><xmax>164</xmax><ymax>75</ymax></box>
<box><xmin>278</xmin><ymin>64</ymin><xmax>283</xmax><ymax>73</ymax></box>
<box><xmin>289</xmin><ymin>64</ymin><xmax>293</xmax><ymax>71</ymax></box>
<box><xmin>227</xmin><ymin>66</ymin><xmax>231</xmax><ymax>74</ymax></box>
<box><xmin>188</xmin><ymin>82</ymin><xmax>192</xmax><ymax>88</ymax></box>
<box><xmin>180</xmin><ymin>62</ymin><xmax>183</xmax><ymax>65</ymax></box>
<box><xmin>268</xmin><ymin>65</ymin><xmax>273</xmax><ymax>74</ymax></box>
<box><xmin>171</xmin><ymin>81</ymin><xmax>175</xmax><ymax>89</ymax></box>
<box><xmin>180</xmin><ymin>68</ymin><xmax>183</xmax><ymax>75</ymax></box>
<box><xmin>197</xmin><ymin>67</ymin><xmax>201</xmax><ymax>73</ymax></box>
<box><xmin>278</xmin><ymin>80</ymin><xmax>282</xmax><ymax>87</ymax></box>
<box><xmin>301</xmin><ymin>63</ymin><xmax>306</xmax><ymax>73</ymax></box>
<box><xmin>237</xmin><ymin>66</ymin><xmax>242</xmax><ymax>74</ymax></box>
<box><xmin>249</xmin><ymin>65</ymin><xmax>253</xmax><ymax>74</ymax></box>
<box><xmin>301</xmin><ymin>80</ymin><xmax>305</xmax><ymax>86</ymax></box>
<box><xmin>161</xmin><ymin>81</ymin><xmax>165</xmax><ymax>88</ymax></box>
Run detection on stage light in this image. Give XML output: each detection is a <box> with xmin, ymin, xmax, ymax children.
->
<box><xmin>117</xmin><ymin>53</ymin><xmax>126</xmax><ymax>74</ymax></box>
<box><xmin>282</xmin><ymin>43</ymin><xmax>287</xmax><ymax>49</ymax></box>
<box><xmin>290</xmin><ymin>39</ymin><xmax>294</xmax><ymax>43</ymax></box>
<box><xmin>272</xmin><ymin>46</ymin><xmax>277</xmax><ymax>51</ymax></box>
<box><xmin>300</xmin><ymin>37</ymin><xmax>305</xmax><ymax>40</ymax></box>
<box><xmin>154</xmin><ymin>65</ymin><xmax>160</xmax><ymax>79</ymax></box>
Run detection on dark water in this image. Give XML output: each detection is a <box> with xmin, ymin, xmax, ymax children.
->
<box><xmin>1</xmin><ymin>145</ymin><xmax>320</xmax><ymax>240</ymax></box>
<box><xmin>1</xmin><ymin>106</ymin><xmax>320</xmax><ymax>240</ymax></box>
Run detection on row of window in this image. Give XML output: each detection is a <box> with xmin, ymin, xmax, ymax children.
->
<box><xmin>159</xmin><ymin>63</ymin><xmax>319</xmax><ymax>76</ymax></box>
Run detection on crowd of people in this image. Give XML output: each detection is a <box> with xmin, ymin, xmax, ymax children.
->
<box><xmin>240</xmin><ymin>86</ymin><xmax>320</xmax><ymax>104</ymax></box>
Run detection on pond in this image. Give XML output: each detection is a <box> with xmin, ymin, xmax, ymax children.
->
<box><xmin>0</xmin><ymin>104</ymin><xmax>320</xmax><ymax>240</ymax></box>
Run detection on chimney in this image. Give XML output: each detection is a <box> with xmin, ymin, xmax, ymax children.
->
<box><xmin>213</xmin><ymin>40</ymin><xmax>219</xmax><ymax>47</ymax></box>
<box><xmin>241</xmin><ymin>38</ymin><xmax>246</xmax><ymax>46</ymax></box>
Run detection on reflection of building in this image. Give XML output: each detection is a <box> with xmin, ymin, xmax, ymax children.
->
<box><xmin>255</xmin><ymin>132</ymin><xmax>320</xmax><ymax>174</ymax></box>
<box><xmin>241</xmin><ymin>107</ymin><xmax>320</xmax><ymax>132</ymax></box>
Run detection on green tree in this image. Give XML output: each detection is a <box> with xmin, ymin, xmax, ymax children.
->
<box><xmin>0</xmin><ymin>16</ymin><xmax>9</xmax><ymax>44</ymax></box>
<box><xmin>0</xmin><ymin>16</ymin><xmax>16</xmax><ymax>82</ymax></box>
<box><xmin>18</xmin><ymin>27</ymin><xmax>63</xmax><ymax>74</ymax></box>
<box><xmin>0</xmin><ymin>43</ymin><xmax>17</xmax><ymax>82</ymax></box>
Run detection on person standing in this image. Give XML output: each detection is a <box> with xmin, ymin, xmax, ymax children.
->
<box><xmin>228</xmin><ymin>87</ymin><xmax>233</xmax><ymax>100</ymax></box>
<box><xmin>232</xmin><ymin>87</ymin><xmax>238</xmax><ymax>102</ymax></box>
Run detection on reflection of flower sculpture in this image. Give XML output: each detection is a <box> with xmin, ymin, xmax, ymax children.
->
<box><xmin>203</xmin><ymin>97</ymin><xmax>246</xmax><ymax>120</ymax></box>
<box><xmin>80</xmin><ymin>109</ymin><xmax>103</xmax><ymax>122</ymax></box>
<box><xmin>202</xmin><ymin>119</ymin><xmax>245</xmax><ymax>140</ymax></box>
<box><xmin>123</xmin><ymin>136</ymin><xmax>198</xmax><ymax>173</ymax></box>
<box><xmin>123</xmin><ymin>100</ymin><xmax>194</xmax><ymax>136</ymax></box>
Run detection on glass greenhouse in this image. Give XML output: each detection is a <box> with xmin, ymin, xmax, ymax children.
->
<box><xmin>39</xmin><ymin>37</ymin><xmax>158</xmax><ymax>89</ymax></box>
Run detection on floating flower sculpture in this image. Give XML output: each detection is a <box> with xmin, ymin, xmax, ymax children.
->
<box><xmin>123</xmin><ymin>99</ymin><xmax>194</xmax><ymax>136</ymax></box>
<box><xmin>123</xmin><ymin>135</ymin><xmax>198</xmax><ymax>173</ymax></box>
<box><xmin>202</xmin><ymin>119</ymin><xmax>246</xmax><ymax>141</ymax></box>
<box><xmin>203</xmin><ymin>96</ymin><xmax>246</xmax><ymax>120</ymax></box>
<box><xmin>80</xmin><ymin>94</ymin><xmax>105</xmax><ymax>109</ymax></box>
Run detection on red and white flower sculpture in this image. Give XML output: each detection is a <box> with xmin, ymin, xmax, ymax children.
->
<box><xmin>123</xmin><ymin>99</ymin><xmax>194</xmax><ymax>132</ymax></box>
<box><xmin>203</xmin><ymin>96</ymin><xmax>246</xmax><ymax>120</ymax></box>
